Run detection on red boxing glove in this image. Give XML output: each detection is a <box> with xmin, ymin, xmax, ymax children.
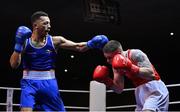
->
<box><xmin>112</xmin><ymin>54</ymin><xmax>140</xmax><ymax>75</ymax></box>
<box><xmin>93</xmin><ymin>65</ymin><xmax>113</xmax><ymax>88</ymax></box>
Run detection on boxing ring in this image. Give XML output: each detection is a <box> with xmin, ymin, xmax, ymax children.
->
<box><xmin>0</xmin><ymin>81</ymin><xmax>180</xmax><ymax>111</ymax></box>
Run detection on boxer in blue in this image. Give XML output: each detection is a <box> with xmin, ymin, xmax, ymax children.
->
<box><xmin>9</xmin><ymin>11</ymin><xmax>109</xmax><ymax>112</ymax></box>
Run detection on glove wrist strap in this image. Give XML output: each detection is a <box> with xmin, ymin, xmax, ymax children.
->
<box><xmin>14</xmin><ymin>43</ymin><xmax>23</xmax><ymax>53</ymax></box>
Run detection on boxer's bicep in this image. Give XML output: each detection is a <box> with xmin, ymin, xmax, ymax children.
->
<box><xmin>131</xmin><ymin>50</ymin><xmax>152</xmax><ymax>68</ymax></box>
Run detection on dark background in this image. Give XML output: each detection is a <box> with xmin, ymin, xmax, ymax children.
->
<box><xmin>0</xmin><ymin>0</ymin><xmax>179</xmax><ymax>111</ymax></box>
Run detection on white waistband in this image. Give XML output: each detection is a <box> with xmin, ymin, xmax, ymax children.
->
<box><xmin>23</xmin><ymin>70</ymin><xmax>55</xmax><ymax>80</ymax></box>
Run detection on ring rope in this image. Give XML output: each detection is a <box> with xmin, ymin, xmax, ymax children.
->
<box><xmin>1</xmin><ymin>83</ymin><xmax>180</xmax><ymax>92</ymax></box>
<box><xmin>59</xmin><ymin>90</ymin><xmax>89</xmax><ymax>93</ymax></box>
<box><xmin>107</xmin><ymin>83</ymin><xmax>180</xmax><ymax>93</ymax></box>
<box><xmin>107</xmin><ymin>104</ymin><xmax>136</xmax><ymax>109</ymax></box>
<box><xmin>0</xmin><ymin>102</ymin><xmax>89</xmax><ymax>109</ymax></box>
<box><xmin>0</xmin><ymin>87</ymin><xmax>21</xmax><ymax>90</ymax></box>
<box><xmin>0</xmin><ymin>87</ymin><xmax>89</xmax><ymax>93</ymax></box>
<box><xmin>106</xmin><ymin>101</ymin><xmax>180</xmax><ymax>109</ymax></box>
<box><xmin>65</xmin><ymin>106</ymin><xmax>89</xmax><ymax>109</ymax></box>
<box><xmin>169</xmin><ymin>101</ymin><xmax>180</xmax><ymax>105</ymax></box>
<box><xmin>1</xmin><ymin>101</ymin><xmax>180</xmax><ymax>109</ymax></box>
<box><xmin>0</xmin><ymin>83</ymin><xmax>180</xmax><ymax>110</ymax></box>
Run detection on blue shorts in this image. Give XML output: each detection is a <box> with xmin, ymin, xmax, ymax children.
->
<box><xmin>20</xmin><ymin>79</ymin><xmax>65</xmax><ymax>111</ymax></box>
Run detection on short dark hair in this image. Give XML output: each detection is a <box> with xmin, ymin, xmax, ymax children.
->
<box><xmin>31</xmin><ymin>11</ymin><xmax>48</xmax><ymax>24</ymax></box>
<box><xmin>103</xmin><ymin>40</ymin><xmax>123</xmax><ymax>53</ymax></box>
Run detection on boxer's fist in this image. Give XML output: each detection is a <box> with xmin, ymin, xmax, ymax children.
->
<box><xmin>112</xmin><ymin>54</ymin><xmax>139</xmax><ymax>74</ymax></box>
<box><xmin>93</xmin><ymin>65</ymin><xmax>113</xmax><ymax>87</ymax></box>
<box><xmin>87</xmin><ymin>35</ymin><xmax>109</xmax><ymax>50</ymax></box>
<box><xmin>14</xmin><ymin>26</ymin><xmax>32</xmax><ymax>53</ymax></box>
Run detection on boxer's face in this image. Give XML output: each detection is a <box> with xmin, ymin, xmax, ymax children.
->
<box><xmin>34</xmin><ymin>16</ymin><xmax>51</xmax><ymax>36</ymax></box>
<box><xmin>104</xmin><ymin>49</ymin><xmax>121</xmax><ymax>64</ymax></box>
<box><xmin>104</xmin><ymin>52</ymin><xmax>118</xmax><ymax>64</ymax></box>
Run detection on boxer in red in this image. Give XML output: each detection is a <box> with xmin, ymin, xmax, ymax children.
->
<box><xmin>93</xmin><ymin>40</ymin><xmax>169</xmax><ymax>112</ymax></box>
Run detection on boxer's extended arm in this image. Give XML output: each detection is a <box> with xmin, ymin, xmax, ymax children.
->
<box><xmin>52</xmin><ymin>35</ymin><xmax>109</xmax><ymax>52</ymax></box>
<box><xmin>52</xmin><ymin>36</ymin><xmax>89</xmax><ymax>52</ymax></box>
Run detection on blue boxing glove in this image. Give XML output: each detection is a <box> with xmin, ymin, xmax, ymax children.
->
<box><xmin>87</xmin><ymin>35</ymin><xmax>109</xmax><ymax>50</ymax></box>
<box><xmin>14</xmin><ymin>26</ymin><xmax>32</xmax><ymax>53</ymax></box>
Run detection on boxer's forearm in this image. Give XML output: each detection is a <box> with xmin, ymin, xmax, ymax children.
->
<box><xmin>73</xmin><ymin>42</ymin><xmax>89</xmax><ymax>52</ymax></box>
<box><xmin>10</xmin><ymin>51</ymin><xmax>21</xmax><ymax>69</ymax></box>
<box><xmin>137</xmin><ymin>67</ymin><xmax>157</xmax><ymax>80</ymax></box>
